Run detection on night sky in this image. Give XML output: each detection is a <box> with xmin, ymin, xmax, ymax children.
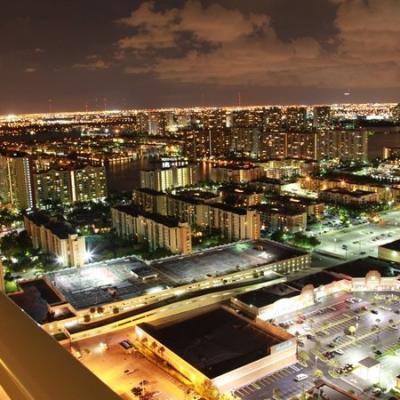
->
<box><xmin>1</xmin><ymin>0</ymin><xmax>399</xmax><ymax>113</ymax></box>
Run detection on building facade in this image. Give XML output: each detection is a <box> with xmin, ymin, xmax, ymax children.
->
<box><xmin>210</xmin><ymin>204</ymin><xmax>261</xmax><ymax>241</ymax></box>
<box><xmin>140</xmin><ymin>165</ymin><xmax>198</xmax><ymax>192</ymax></box>
<box><xmin>33</xmin><ymin>164</ymin><xmax>107</xmax><ymax>207</ymax></box>
<box><xmin>0</xmin><ymin>153</ymin><xmax>34</xmax><ymax>210</ymax></box>
<box><xmin>24</xmin><ymin>214</ymin><xmax>86</xmax><ymax>267</ymax></box>
<box><xmin>319</xmin><ymin>188</ymin><xmax>379</xmax><ymax>205</ymax></box>
<box><xmin>210</xmin><ymin>164</ymin><xmax>265</xmax><ymax>184</ymax></box>
<box><xmin>112</xmin><ymin>205</ymin><xmax>192</xmax><ymax>255</ymax></box>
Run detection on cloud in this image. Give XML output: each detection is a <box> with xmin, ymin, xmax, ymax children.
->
<box><xmin>25</xmin><ymin>67</ymin><xmax>37</xmax><ymax>73</ymax></box>
<box><xmin>117</xmin><ymin>0</ymin><xmax>269</xmax><ymax>50</ymax></box>
<box><xmin>73</xmin><ymin>55</ymin><xmax>109</xmax><ymax>70</ymax></box>
<box><xmin>117</xmin><ymin>0</ymin><xmax>400</xmax><ymax>89</ymax></box>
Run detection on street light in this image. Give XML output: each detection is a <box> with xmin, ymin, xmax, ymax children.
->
<box><xmin>84</xmin><ymin>250</ymin><xmax>94</xmax><ymax>263</ymax></box>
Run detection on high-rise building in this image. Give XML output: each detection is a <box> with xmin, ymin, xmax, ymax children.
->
<box><xmin>286</xmin><ymin>132</ymin><xmax>318</xmax><ymax>160</ymax></box>
<box><xmin>313</xmin><ymin>106</ymin><xmax>332</xmax><ymax>130</ymax></box>
<box><xmin>0</xmin><ymin>152</ymin><xmax>34</xmax><ymax>210</ymax></box>
<box><xmin>392</xmin><ymin>104</ymin><xmax>400</xmax><ymax>123</ymax></box>
<box><xmin>33</xmin><ymin>164</ymin><xmax>107</xmax><ymax>207</ymax></box>
<box><xmin>284</xmin><ymin>107</ymin><xmax>308</xmax><ymax>132</ymax></box>
<box><xmin>140</xmin><ymin>165</ymin><xmax>198</xmax><ymax>192</ymax></box>
<box><xmin>264</xmin><ymin>107</ymin><xmax>283</xmax><ymax>132</ymax></box>
<box><xmin>317</xmin><ymin>130</ymin><xmax>368</xmax><ymax>162</ymax></box>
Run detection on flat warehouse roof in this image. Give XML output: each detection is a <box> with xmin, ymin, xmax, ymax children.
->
<box><xmin>236</xmin><ymin>283</ymin><xmax>300</xmax><ymax>308</ymax></box>
<box><xmin>327</xmin><ymin>256</ymin><xmax>400</xmax><ymax>278</ymax></box>
<box><xmin>47</xmin><ymin>257</ymin><xmax>168</xmax><ymax>309</ymax></box>
<box><xmin>380</xmin><ymin>239</ymin><xmax>400</xmax><ymax>251</ymax></box>
<box><xmin>152</xmin><ymin>240</ymin><xmax>306</xmax><ymax>283</ymax></box>
<box><xmin>139</xmin><ymin>308</ymin><xmax>281</xmax><ymax>379</ymax></box>
<box><xmin>288</xmin><ymin>271</ymin><xmax>343</xmax><ymax>290</ymax></box>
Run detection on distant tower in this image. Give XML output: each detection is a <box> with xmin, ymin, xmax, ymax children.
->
<box><xmin>0</xmin><ymin>259</ymin><xmax>5</xmax><ymax>293</ymax></box>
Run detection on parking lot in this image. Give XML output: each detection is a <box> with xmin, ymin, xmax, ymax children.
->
<box><xmin>234</xmin><ymin>291</ymin><xmax>400</xmax><ymax>399</ymax></box>
<box><xmin>47</xmin><ymin>257</ymin><xmax>169</xmax><ymax>309</ymax></box>
<box><xmin>70</xmin><ymin>328</ymin><xmax>188</xmax><ymax>400</ymax></box>
<box><xmin>234</xmin><ymin>363</ymin><xmax>310</xmax><ymax>400</ymax></box>
<box><xmin>151</xmin><ymin>240</ymin><xmax>304</xmax><ymax>284</ymax></box>
<box><xmin>315</xmin><ymin>222</ymin><xmax>400</xmax><ymax>259</ymax></box>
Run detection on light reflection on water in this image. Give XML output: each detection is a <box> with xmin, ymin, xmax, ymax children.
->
<box><xmin>105</xmin><ymin>131</ymin><xmax>400</xmax><ymax>192</ymax></box>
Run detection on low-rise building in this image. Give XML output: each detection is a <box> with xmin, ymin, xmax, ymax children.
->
<box><xmin>319</xmin><ymin>188</ymin><xmax>378</xmax><ymax>205</ymax></box>
<box><xmin>220</xmin><ymin>184</ymin><xmax>263</xmax><ymax>207</ymax></box>
<box><xmin>300</xmin><ymin>174</ymin><xmax>400</xmax><ymax>203</ymax></box>
<box><xmin>378</xmin><ymin>239</ymin><xmax>400</xmax><ymax>263</ymax></box>
<box><xmin>133</xmin><ymin>188</ymin><xmax>261</xmax><ymax>239</ymax></box>
<box><xmin>258</xmin><ymin>159</ymin><xmax>318</xmax><ymax>180</ymax></box>
<box><xmin>24</xmin><ymin>213</ymin><xmax>86</xmax><ymax>267</ymax></box>
<box><xmin>210</xmin><ymin>163</ymin><xmax>265</xmax><ymax>184</ymax></box>
<box><xmin>134</xmin><ymin>306</ymin><xmax>296</xmax><ymax>394</ymax></box>
<box><xmin>111</xmin><ymin>205</ymin><xmax>192</xmax><ymax>255</ymax></box>
<box><xmin>277</xmin><ymin>195</ymin><xmax>325</xmax><ymax>219</ymax></box>
<box><xmin>254</xmin><ymin>204</ymin><xmax>307</xmax><ymax>233</ymax></box>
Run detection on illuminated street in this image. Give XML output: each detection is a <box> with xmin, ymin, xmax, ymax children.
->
<box><xmin>315</xmin><ymin>221</ymin><xmax>400</xmax><ymax>259</ymax></box>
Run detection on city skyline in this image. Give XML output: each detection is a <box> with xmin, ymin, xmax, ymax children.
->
<box><xmin>2</xmin><ymin>0</ymin><xmax>400</xmax><ymax>113</ymax></box>
<box><xmin>2</xmin><ymin>2</ymin><xmax>400</xmax><ymax>400</ymax></box>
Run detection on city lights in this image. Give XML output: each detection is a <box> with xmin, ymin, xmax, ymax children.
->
<box><xmin>0</xmin><ymin>1</ymin><xmax>399</xmax><ymax>399</ymax></box>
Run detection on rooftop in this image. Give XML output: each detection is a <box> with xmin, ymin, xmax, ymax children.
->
<box><xmin>253</xmin><ymin>204</ymin><xmax>306</xmax><ymax>216</ymax></box>
<box><xmin>235</xmin><ymin>283</ymin><xmax>300</xmax><ymax>308</ymax></box>
<box><xmin>45</xmin><ymin>221</ymin><xmax>76</xmax><ymax>239</ymax></box>
<box><xmin>46</xmin><ymin>256</ymin><xmax>168</xmax><ymax>309</ymax></box>
<box><xmin>139</xmin><ymin>307</ymin><xmax>282</xmax><ymax>379</ymax></box>
<box><xmin>220</xmin><ymin>184</ymin><xmax>263</xmax><ymax>195</ymax></box>
<box><xmin>152</xmin><ymin>239</ymin><xmax>303</xmax><ymax>283</ymax></box>
<box><xmin>277</xmin><ymin>195</ymin><xmax>324</xmax><ymax>206</ymax></box>
<box><xmin>211</xmin><ymin>202</ymin><xmax>248</xmax><ymax>215</ymax></box>
<box><xmin>379</xmin><ymin>239</ymin><xmax>400</xmax><ymax>252</ymax></box>
<box><xmin>327</xmin><ymin>256</ymin><xmax>400</xmax><ymax>278</ymax></box>
<box><xmin>175</xmin><ymin>189</ymin><xmax>219</xmax><ymax>201</ymax></box>
<box><xmin>321</xmin><ymin>188</ymin><xmax>376</xmax><ymax>197</ymax></box>
<box><xmin>318</xmin><ymin>172</ymin><xmax>390</xmax><ymax>187</ymax></box>
<box><xmin>25</xmin><ymin>213</ymin><xmax>77</xmax><ymax>238</ymax></box>
<box><xmin>288</xmin><ymin>271</ymin><xmax>344</xmax><ymax>290</ymax></box>
<box><xmin>114</xmin><ymin>204</ymin><xmax>182</xmax><ymax>228</ymax></box>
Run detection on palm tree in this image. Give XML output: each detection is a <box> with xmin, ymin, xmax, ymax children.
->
<box><xmin>272</xmin><ymin>387</ymin><xmax>282</xmax><ymax>400</ymax></box>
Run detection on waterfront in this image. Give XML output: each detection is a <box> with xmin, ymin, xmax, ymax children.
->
<box><xmin>106</xmin><ymin>130</ymin><xmax>400</xmax><ymax>193</ymax></box>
